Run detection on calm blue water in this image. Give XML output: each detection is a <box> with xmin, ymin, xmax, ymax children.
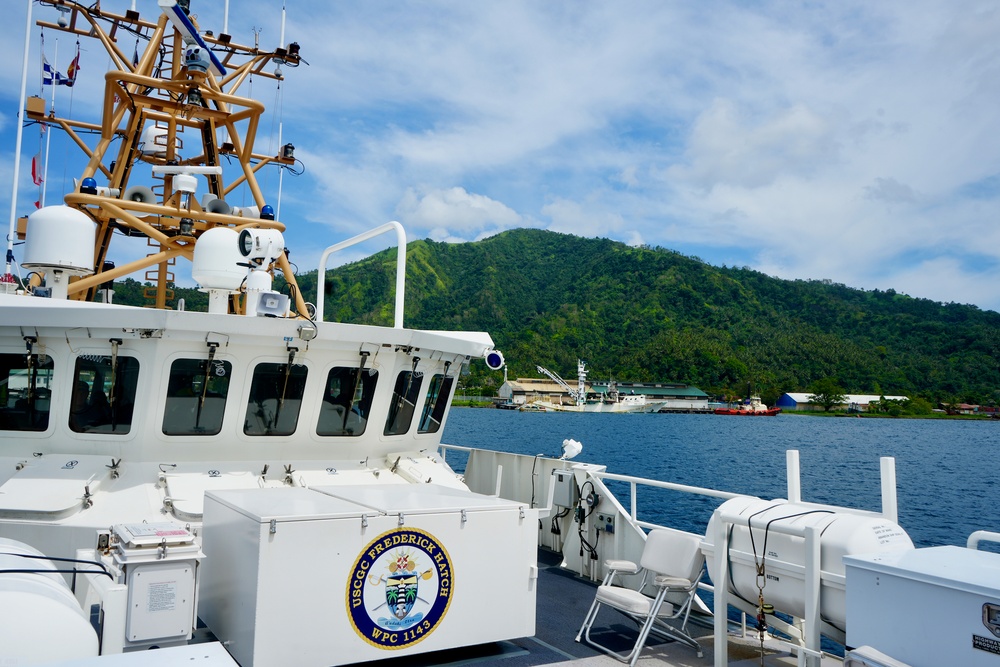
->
<box><xmin>443</xmin><ymin>410</ymin><xmax>1000</xmax><ymax>550</ymax></box>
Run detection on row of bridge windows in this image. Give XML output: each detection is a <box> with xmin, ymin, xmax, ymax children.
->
<box><xmin>0</xmin><ymin>353</ymin><xmax>453</xmax><ymax>438</ymax></box>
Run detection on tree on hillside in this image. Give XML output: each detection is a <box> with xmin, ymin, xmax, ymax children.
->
<box><xmin>807</xmin><ymin>378</ymin><xmax>847</xmax><ymax>412</ymax></box>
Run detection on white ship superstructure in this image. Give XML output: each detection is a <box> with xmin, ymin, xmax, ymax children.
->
<box><xmin>1</xmin><ymin>3</ymin><xmax>998</xmax><ymax>667</ymax></box>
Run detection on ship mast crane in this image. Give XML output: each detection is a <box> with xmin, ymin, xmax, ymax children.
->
<box><xmin>535</xmin><ymin>361</ymin><xmax>588</xmax><ymax>406</ymax></box>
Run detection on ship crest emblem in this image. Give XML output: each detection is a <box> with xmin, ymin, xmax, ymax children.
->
<box><xmin>385</xmin><ymin>550</ymin><xmax>426</xmax><ymax>619</ymax></box>
<box><xmin>347</xmin><ymin>528</ymin><xmax>453</xmax><ymax>650</ymax></box>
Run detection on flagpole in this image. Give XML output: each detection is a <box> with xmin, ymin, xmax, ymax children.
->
<box><xmin>41</xmin><ymin>38</ymin><xmax>58</xmax><ymax>207</ymax></box>
<box><xmin>5</xmin><ymin>0</ymin><xmax>34</xmax><ymax>283</ymax></box>
<box><xmin>276</xmin><ymin>121</ymin><xmax>284</xmax><ymax>221</ymax></box>
<box><xmin>279</xmin><ymin>1</ymin><xmax>286</xmax><ymax>48</ymax></box>
<box><xmin>275</xmin><ymin>1</ymin><xmax>286</xmax><ymax>221</ymax></box>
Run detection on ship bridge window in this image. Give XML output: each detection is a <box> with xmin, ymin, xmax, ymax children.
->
<box><xmin>384</xmin><ymin>371</ymin><xmax>422</xmax><ymax>436</ymax></box>
<box><xmin>162</xmin><ymin>358</ymin><xmax>233</xmax><ymax>436</ymax></box>
<box><xmin>418</xmin><ymin>374</ymin><xmax>454</xmax><ymax>434</ymax></box>
<box><xmin>317</xmin><ymin>366</ymin><xmax>378</xmax><ymax>437</ymax></box>
<box><xmin>70</xmin><ymin>355</ymin><xmax>140</xmax><ymax>434</ymax></box>
<box><xmin>244</xmin><ymin>362</ymin><xmax>308</xmax><ymax>436</ymax></box>
<box><xmin>0</xmin><ymin>353</ymin><xmax>55</xmax><ymax>432</ymax></box>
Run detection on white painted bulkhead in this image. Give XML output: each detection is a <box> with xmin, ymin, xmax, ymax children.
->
<box><xmin>0</xmin><ymin>294</ymin><xmax>495</xmax><ymax>561</ymax></box>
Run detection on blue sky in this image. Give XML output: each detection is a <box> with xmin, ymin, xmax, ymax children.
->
<box><xmin>3</xmin><ymin>1</ymin><xmax>1000</xmax><ymax>311</ymax></box>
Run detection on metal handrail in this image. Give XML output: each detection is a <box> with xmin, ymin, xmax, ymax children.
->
<box><xmin>593</xmin><ymin>470</ymin><xmax>744</xmax><ymax>526</ymax></box>
<box><xmin>968</xmin><ymin>530</ymin><xmax>1000</xmax><ymax>550</ymax></box>
<box><xmin>438</xmin><ymin>443</ymin><xmax>744</xmax><ymax>525</ymax></box>
<box><xmin>315</xmin><ymin>221</ymin><xmax>407</xmax><ymax>327</ymax></box>
<box><xmin>440</xmin><ymin>443</ymin><xmax>724</xmax><ymax>595</ymax></box>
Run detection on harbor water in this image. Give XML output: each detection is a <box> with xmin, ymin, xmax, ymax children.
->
<box><xmin>443</xmin><ymin>410</ymin><xmax>1000</xmax><ymax>550</ymax></box>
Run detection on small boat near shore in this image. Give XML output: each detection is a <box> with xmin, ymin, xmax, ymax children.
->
<box><xmin>714</xmin><ymin>394</ymin><xmax>781</xmax><ymax>416</ymax></box>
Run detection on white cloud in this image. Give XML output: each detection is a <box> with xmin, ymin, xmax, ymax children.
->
<box><xmin>864</xmin><ymin>177</ymin><xmax>918</xmax><ymax>204</ymax></box>
<box><xmin>396</xmin><ymin>187</ymin><xmax>522</xmax><ymax>240</ymax></box>
<box><xmin>542</xmin><ymin>197</ymin><xmax>625</xmax><ymax>238</ymax></box>
<box><xmin>670</xmin><ymin>100</ymin><xmax>837</xmax><ymax>190</ymax></box>
<box><xmin>883</xmin><ymin>257</ymin><xmax>1000</xmax><ymax>309</ymax></box>
<box><xmin>625</xmin><ymin>230</ymin><xmax>645</xmax><ymax>247</ymax></box>
<box><xmin>293</xmin><ymin>147</ymin><xmax>401</xmax><ymax>230</ymax></box>
<box><xmin>615</xmin><ymin>166</ymin><xmax>640</xmax><ymax>189</ymax></box>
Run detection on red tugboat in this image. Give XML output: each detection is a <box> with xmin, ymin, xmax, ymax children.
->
<box><xmin>714</xmin><ymin>394</ymin><xmax>782</xmax><ymax>416</ymax></box>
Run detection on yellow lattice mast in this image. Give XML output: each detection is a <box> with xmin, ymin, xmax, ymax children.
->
<box><xmin>24</xmin><ymin>1</ymin><xmax>306</xmax><ymax>315</ymax></box>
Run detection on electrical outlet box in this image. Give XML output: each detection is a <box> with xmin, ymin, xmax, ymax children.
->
<box><xmin>551</xmin><ymin>470</ymin><xmax>577</xmax><ymax>508</ymax></box>
<box><xmin>596</xmin><ymin>513</ymin><xmax>615</xmax><ymax>533</ymax></box>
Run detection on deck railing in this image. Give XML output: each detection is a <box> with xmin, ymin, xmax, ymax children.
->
<box><xmin>315</xmin><ymin>221</ymin><xmax>407</xmax><ymax>327</ymax></box>
<box><xmin>968</xmin><ymin>530</ymin><xmax>1000</xmax><ymax>550</ymax></box>
<box><xmin>438</xmin><ymin>446</ymin><xmax>899</xmax><ymax>536</ymax></box>
<box><xmin>591</xmin><ymin>470</ymin><xmax>743</xmax><ymax>530</ymax></box>
<box><xmin>437</xmin><ymin>442</ymin><xmax>740</xmax><ymax>575</ymax></box>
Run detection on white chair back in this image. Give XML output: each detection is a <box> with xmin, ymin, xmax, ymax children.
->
<box><xmin>639</xmin><ymin>528</ymin><xmax>704</xmax><ymax>581</ymax></box>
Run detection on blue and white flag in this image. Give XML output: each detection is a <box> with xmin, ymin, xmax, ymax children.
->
<box><xmin>42</xmin><ymin>56</ymin><xmax>70</xmax><ymax>86</ymax></box>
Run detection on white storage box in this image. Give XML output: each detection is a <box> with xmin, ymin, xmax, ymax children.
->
<box><xmin>199</xmin><ymin>485</ymin><xmax>539</xmax><ymax>667</ymax></box>
<box><xmin>845</xmin><ymin>545</ymin><xmax>1000</xmax><ymax>666</ymax></box>
<box><xmin>112</xmin><ymin>523</ymin><xmax>204</xmax><ymax>648</ymax></box>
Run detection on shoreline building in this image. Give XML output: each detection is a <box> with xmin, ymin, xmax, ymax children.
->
<box><xmin>776</xmin><ymin>393</ymin><xmax>908</xmax><ymax>412</ymax></box>
<box><xmin>591</xmin><ymin>381</ymin><xmax>710</xmax><ymax>413</ymax></box>
<box><xmin>498</xmin><ymin>377</ymin><xmax>709</xmax><ymax>412</ymax></box>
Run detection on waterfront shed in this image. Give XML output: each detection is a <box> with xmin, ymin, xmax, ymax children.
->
<box><xmin>776</xmin><ymin>393</ymin><xmax>908</xmax><ymax>412</ymax></box>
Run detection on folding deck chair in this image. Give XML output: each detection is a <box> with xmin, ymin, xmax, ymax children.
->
<box><xmin>576</xmin><ymin>528</ymin><xmax>706</xmax><ymax>664</ymax></box>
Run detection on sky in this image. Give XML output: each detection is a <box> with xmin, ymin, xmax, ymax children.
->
<box><xmin>3</xmin><ymin>1</ymin><xmax>1000</xmax><ymax>311</ymax></box>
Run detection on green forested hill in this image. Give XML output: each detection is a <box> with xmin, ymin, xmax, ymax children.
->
<box><xmin>128</xmin><ymin>229</ymin><xmax>1000</xmax><ymax>405</ymax></box>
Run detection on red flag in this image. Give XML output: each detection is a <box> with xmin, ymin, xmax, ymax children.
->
<box><xmin>34</xmin><ymin>201</ymin><xmax>41</xmax><ymax>209</ymax></box>
<box><xmin>66</xmin><ymin>47</ymin><xmax>80</xmax><ymax>87</ymax></box>
<box><xmin>31</xmin><ymin>154</ymin><xmax>43</xmax><ymax>186</ymax></box>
